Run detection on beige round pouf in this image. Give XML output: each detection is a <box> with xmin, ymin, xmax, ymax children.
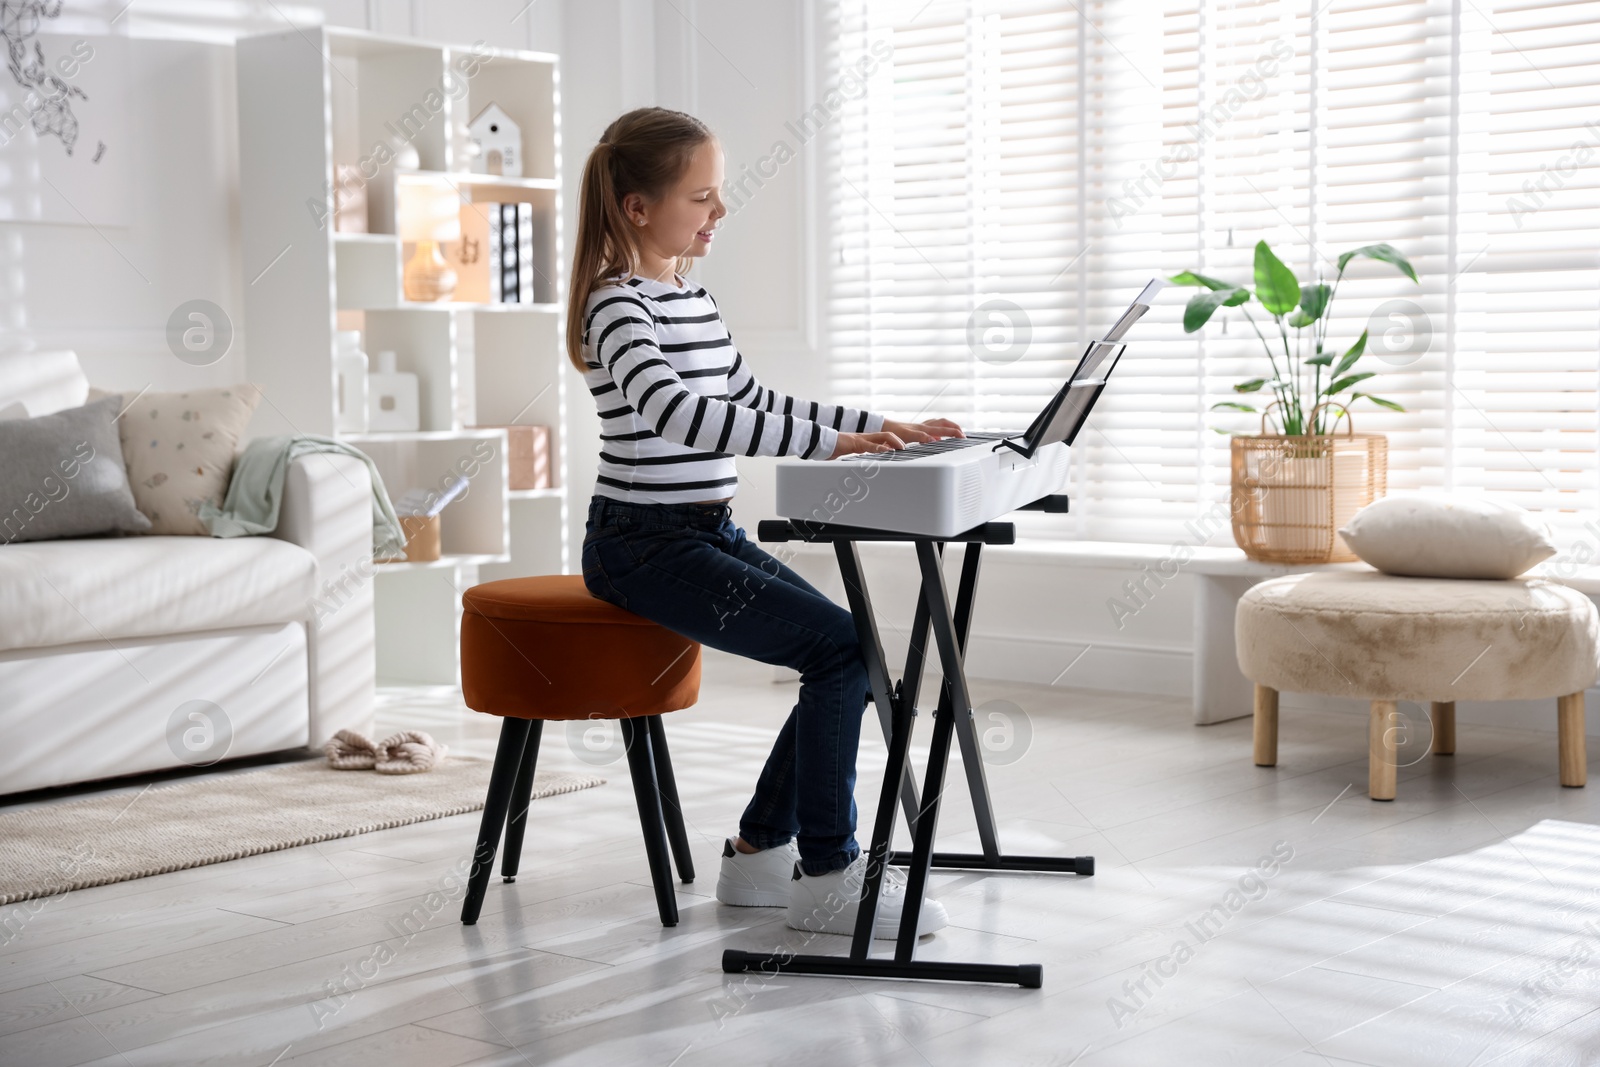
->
<box><xmin>1236</xmin><ymin>572</ymin><xmax>1599</xmax><ymax>799</ymax></box>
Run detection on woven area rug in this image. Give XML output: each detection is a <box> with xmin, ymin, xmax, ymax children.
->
<box><xmin>0</xmin><ymin>758</ymin><xmax>605</xmax><ymax>906</ymax></box>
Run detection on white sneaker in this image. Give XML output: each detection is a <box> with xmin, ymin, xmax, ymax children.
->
<box><xmin>716</xmin><ymin>836</ymin><xmax>802</xmax><ymax>907</ymax></box>
<box><xmin>786</xmin><ymin>851</ymin><xmax>949</xmax><ymax>938</ymax></box>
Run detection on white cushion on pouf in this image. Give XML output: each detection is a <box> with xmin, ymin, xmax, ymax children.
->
<box><xmin>1237</xmin><ymin>572</ymin><xmax>1600</xmax><ymax>703</ymax></box>
<box><xmin>1338</xmin><ymin>495</ymin><xmax>1556</xmax><ymax>580</ymax></box>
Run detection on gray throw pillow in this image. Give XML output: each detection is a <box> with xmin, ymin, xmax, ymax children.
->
<box><xmin>0</xmin><ymin>394</ymin><xmax>153</xmax><ymax>544</ymax></box>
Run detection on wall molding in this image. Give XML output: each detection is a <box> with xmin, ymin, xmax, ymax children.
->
<box><xmin>735</xmin><ymin>636</ymin><xmax>1600</xmax><ymax>741</ymax></box>
<box><xmin>963</xmin><ymin>631</ymin><xmax>1192</xmax><ymax>700</ymax></box>
<box><xmin>681</xmin><ymin>0</ymin><xmax>699</xmax><ymax>114</ymax></box>
<box><xmin>2</xmin><ymin>329</ymin><xmax>174</xmax><ymax>356</ymax></box>
<box><xmin>796</xmin><ymin>0</ymin><xmax>820</xmax><ymax>355</ymax></box>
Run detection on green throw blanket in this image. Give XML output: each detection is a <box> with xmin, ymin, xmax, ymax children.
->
<box><xmin>199</xmin><ymin>434</ymin><xmax>405</xmax><ymax>558</ymax></box>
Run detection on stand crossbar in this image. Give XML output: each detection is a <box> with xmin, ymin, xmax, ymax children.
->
<box><xmin>722</xmin><ymin>502</ymin><xmax>1091</xmax><ymax>988</ymax></box>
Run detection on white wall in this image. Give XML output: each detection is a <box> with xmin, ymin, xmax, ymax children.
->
<box><xmin>0</xmin><ymin>0</ymin><xmax>561</xmax><ymax>396</ymax></box>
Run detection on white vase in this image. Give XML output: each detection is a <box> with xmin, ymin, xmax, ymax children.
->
<box><xmin>334</xmin><ymin>331</ymin><xmax>368</xmax><ymax>433</ymax></box>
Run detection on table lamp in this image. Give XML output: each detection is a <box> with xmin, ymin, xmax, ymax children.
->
<box><xmin>400</xmin><ymin>183</ymin><xmax>462</xmax><ymax>302</ymax></box>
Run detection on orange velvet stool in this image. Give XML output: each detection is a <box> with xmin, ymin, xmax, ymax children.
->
<box><xmin>457</xmin><ymin>575</ymin><xmax>701</xmax><ymax>928</ymax></box>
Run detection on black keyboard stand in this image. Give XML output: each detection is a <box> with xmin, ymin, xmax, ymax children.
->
<box><xmin>721</xmin><ymin>494</ymin><xmax>1090</xmax><ymax>989</ymax></box>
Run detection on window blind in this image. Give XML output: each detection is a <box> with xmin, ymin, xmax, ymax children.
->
<box><xmin>1452</xmin><ymin>0</ymin><xmax>1600</xmax><ymax>521</ymax></box>
<box><xmin>820</xmin><ymin>0</ymin><xmax>1600</xmax><ymax>543</ymax></box>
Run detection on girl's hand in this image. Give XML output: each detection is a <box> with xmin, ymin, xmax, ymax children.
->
<box><xmin>881</xmin><ymin>418</ymin><xmax>965</xmax><ymax>444</ymax></box>
<box><xmin>830</xmin><ymin>431</ymin><xmax>907</xmax><ymax>459</ymax></box>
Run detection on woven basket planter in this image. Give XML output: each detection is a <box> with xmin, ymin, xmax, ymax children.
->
<box><xmin>1230</xmin><ymin>406</ymin><xmax>1388</xmax><ymax>564</ymax></box>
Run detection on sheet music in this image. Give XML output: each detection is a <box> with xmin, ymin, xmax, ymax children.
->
<box><xmin>1051</xmin><ymin>376</ymin><xmax>1108</xmax><ymax>440</ymax></box>
<box><xmin>1072</xmin><ymin>340</ymin><xmax>1122</xmax><ymax>381</ymax></box>
<box><xmin>1103</xmin><ymin>278</ymin><xmax>1169</xmax><ymax>343</ymax></box>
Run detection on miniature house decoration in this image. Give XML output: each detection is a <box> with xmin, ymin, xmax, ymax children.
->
<box><xmin>466</xmin><ymin>103</ymin><xmax>521</xmax><ymax>178</ymax></box>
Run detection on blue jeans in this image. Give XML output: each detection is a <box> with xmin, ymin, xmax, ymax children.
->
<box><xmin>580</xmin><ymin>494</ymin><xmax>869</xmax><ymax>875</ymax></box>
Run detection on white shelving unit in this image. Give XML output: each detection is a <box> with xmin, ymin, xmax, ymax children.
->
<box><xmin>237</xmin><ymin>26</ymin><xmax>568</xmax><ymax>686</ymax></box>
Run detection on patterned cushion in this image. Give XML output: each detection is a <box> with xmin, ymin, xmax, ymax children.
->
<box><xmin>89</xmin><ymin>385</ymin><xmax>261</xmax><ymax>535</ymax></box>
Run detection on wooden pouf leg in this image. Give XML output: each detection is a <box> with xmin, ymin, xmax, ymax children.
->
<box><xmin>1369</xmin><ymin>701</ymin><xmax>1398</xmax><ymax>801</ymax></box>
<box><xmin>501</xmin><ymin>720</ymin><xmax>545</xmax><ymax>883</ymax></box>
<box><xmin>462</xmin><ymin>718</ymin><xmax>533</xmax><ymax>925</ymax></box>
<box><xmin>1430</xmin><ymin>702</ymin><xmax>1456</xmax><ymax>756</ymax></box>
<box><xmin>621</xmin><ymin>717</ymin><xmax>680</xmax><ymax>927</ymax></box>
<box><xmin>1253</xmin><ymin>685</ymin><xmax>1279</xmax><ymax>768</ymax></box>
<box><xmin>1559</xmin><ymin>693</ymin><xmax>1587</xmax><ymax>788</ymax></box>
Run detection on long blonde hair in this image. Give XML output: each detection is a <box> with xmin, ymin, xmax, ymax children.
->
<box><xmin>565</xmin><ymin>107</ymin><xmax>714</xmax><ymax>372</ymax></box>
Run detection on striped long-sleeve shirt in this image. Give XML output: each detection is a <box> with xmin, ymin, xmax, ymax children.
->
<box><xmin>581</xmin><ymin>272</ymin><xmax>884</xmax><ymax>503</ymax></box>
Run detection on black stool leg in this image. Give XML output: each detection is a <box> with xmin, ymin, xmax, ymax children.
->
<box><xmin>645</xmin><ymin>715</ymin><xmax>695</xmax><ymax>884</ymax></box>
<box><xmin>461</xmin><ymin>717</ymin><xmax>532</xmax><ymax>925</ymax></box>
<box><xmin>500</xmin><ymin>720</ymin><xmax>544</xmax><ymax>883</ymax></box>
<box><xmin>621</xmin><ymin>716</ymin><xmax>679</xmax><ymax>927</ymax></box>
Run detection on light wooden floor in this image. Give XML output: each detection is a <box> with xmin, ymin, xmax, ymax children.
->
<box><xmin>3</xmin><ymin>650</ymin><xmax>1598</xmax><ymax>1067</ymax></box>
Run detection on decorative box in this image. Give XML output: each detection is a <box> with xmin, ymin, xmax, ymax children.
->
<box><xmin>478</xmin><ymin>424</ymin><xmax>552</xmax><ymax>489</ymax></box>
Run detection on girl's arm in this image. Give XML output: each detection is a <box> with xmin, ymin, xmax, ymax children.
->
<box><xmin>587</xmin><ymin>293</ymin><xmax>841</xmax><ymax>460</ymax></box>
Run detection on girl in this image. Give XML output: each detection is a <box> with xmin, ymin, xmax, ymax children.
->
<box><xmin>569</xmin><ymin>107</ymin><xmax>961</xmax><ymax>938</ymax></box>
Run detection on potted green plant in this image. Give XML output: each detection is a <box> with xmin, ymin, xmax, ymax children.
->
<box><xmin>1170</xmin><ymin>241</ymin><xmax>1420</xmax><ymax>562</ymax></box>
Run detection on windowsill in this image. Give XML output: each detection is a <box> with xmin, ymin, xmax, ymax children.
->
<box><xmin>1530</xmin><ymin>562</ymin><xmax>1600</xmax><ymax>594</ymax></box>
<box><xmin>769</xmin><ymin>533</ymin><xmax>1600</xmax><ymax>591</ymax></box>
<box><xmin>771</xmin><ymin>535</ymin><xmax>1367</xmax><ymax>575</ymax></box>
<box><xmin>982</xmin><ymin>539</ymin><xmax>1371</xmax><ymax>576</ymax></box>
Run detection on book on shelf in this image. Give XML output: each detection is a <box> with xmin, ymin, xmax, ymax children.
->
<box><xmin>518</xmin><ymin>202</ymin><xmax>534</xmax><ymax>304</ymax></box>
<box><xmin>490</xmin><ymin>203</ymin><xmax>522</xmax><ymax>304</ymax></box>
<box><xmin>452</xmin><ymin>202</ymin><xmax>490</xmax><ymax>303</ymax></box>
<box><xmin>454</xmin><ymin>201</ymin><xmax>541</xmax><ymax>306</ymax></box>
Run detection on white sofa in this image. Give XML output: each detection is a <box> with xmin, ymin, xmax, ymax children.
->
<box><xmin>0</xmin><ymin>351</ymin><xmax>375</xmax><ymax>794</ymax></box>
